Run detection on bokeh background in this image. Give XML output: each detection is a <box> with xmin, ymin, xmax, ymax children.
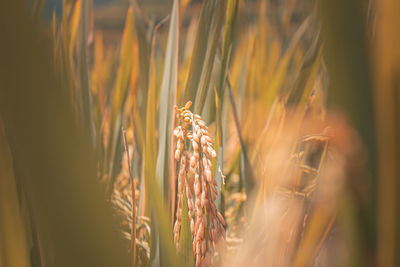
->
<box><xmin>1</xmin><ymin>0</ymin><xmax>399</xmax><ymax>267</ymax></box>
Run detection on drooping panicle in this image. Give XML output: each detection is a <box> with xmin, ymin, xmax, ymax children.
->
<box><xmin>173</xmin><ymin>101</ymin><xmax>225</xmax><ymax>267</ymax></box>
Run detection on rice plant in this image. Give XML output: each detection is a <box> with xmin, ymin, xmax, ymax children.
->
<box><xmin>0</xmin><ymin>0</ymin><xmax>399</xmax><ymax>267</ymax></box>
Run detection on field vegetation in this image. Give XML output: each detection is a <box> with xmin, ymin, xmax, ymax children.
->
<box><xmin>0</xmin><ymin>0</ymin><xmax>399</xmax><ymax>267</ymax></box>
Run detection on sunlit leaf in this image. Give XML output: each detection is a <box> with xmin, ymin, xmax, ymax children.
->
<box><xmin>156</xmin><ymin>0</ymin><xmax>179</xmax><ymax>200</ymax></box>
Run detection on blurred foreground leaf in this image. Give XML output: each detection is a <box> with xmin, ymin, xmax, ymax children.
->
<box><xmin>0</xmin><ymin>1</ymin><xmax>129</xmax><ymax>266</ymax></box>
<box><xmin>0</xmin><ymin>122</ymin><xmax>30</xmax><ymax>267</ymax></box>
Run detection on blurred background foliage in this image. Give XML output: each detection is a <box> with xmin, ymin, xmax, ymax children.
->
<box><xmin>0</xmin><ymin>0</ymin><xmax>399</xmax><ymax>266</ymax></box>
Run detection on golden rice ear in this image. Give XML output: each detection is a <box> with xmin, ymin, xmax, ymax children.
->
<box><xmin>173</xmin><ymin>102</ymin><xmax>226</xmax><ymax>265</ymax></box>
<box><xmin>184</xmin><ymin>101</ymin><xmax>192</xmax><ymax>110</ymax></box>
